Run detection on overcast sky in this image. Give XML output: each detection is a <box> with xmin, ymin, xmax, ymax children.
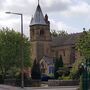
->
<box><xmin>0</xmin><ymin>0</ymin><xmax>90</xmax><ymax>37</ymax></box>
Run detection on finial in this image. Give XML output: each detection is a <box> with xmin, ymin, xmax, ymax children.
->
<box><xmin>38</xmin><ymin>0</ymin><xmax>39</xmax><ymax>5</ymax></box>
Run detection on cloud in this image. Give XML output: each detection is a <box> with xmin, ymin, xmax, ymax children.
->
<box><xmin>50</xmin><ymin>19</ymin><xmax>79</xmax><ymax>34</ymax></box>
<box><xmin>3</xmin><ymin>0</ymin><xmax>35</xmax><ymax>16</ymax></box>
<box><xmin>0</xmin><ymin>13</ymin><xmax>31</xmax><ymax>37</ymax></box>
<box><xmin>2</xmin><ymin>0</ymin><xmax>72</xmax><ymax>15</ymax></box>
<box><xmin>0</xmin><ymin>0</ymin><xmax>90</xmax><ymax>37</ymax></box>
<box><xmin>61</xmin><ymin>1</ymin><xmax>90</xmax><ymax>17</ymax></box>
<box><xmin>41</xmin><ymin>0</ymin><xmax>72</xmax><ymax>12</ymax></box>
<box><xmin>0</xmin><ymin>0</ymin><xmax>6</xmax><ymax>10</ymax></box>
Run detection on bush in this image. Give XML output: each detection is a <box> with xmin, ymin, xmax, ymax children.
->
<box><xmin>31</xmin><ymin>59</ymin><xmax>41</xmax><ymax>80</ymax></box>
<box><xmin>70</xmin><ymin>59</ymin><xmax>82</xmax><ymax>80</ymax></box>
<box><xmin>58</xmin><ymin>76</ymin><xmax>71</xmax><ymax>80</ymax></box>
<box><xmin>0</xmin><ymin>74</ymin><xmax>4</xmax><ymax>84</ymax></box>
<box><xmin>63</xmin><ymin>76</ymin><xmax>71</xmax><ymax>80</ymax></box>
<box><xmin>58</xmin><ymin>67</ymin><xmax>70</xmax><ymax>76</ymax></box>
<box><xmin>54</xmin><ymin>56</ymin><xmax>64</xmax><ymax>79</ymax></box>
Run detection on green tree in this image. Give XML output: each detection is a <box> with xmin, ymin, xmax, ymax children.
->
<box><xmin>51</xmin><ymin>30</ymin><xmax>57</xmax><ymax>37</ymax></box>
<box><xmin>70</xmin><ymin>30</ymin><xmax>90</xmax><ymax>80</ymax></box>
<box><xmin>54</xmin><ymin>58</ymin><xmax>59</xmax><ymax>79</ymax></box>
<box><xmin>58</xmin><ymin>55</ymin><xmax>64</xmax><ymax>67</ymax></box>
<box><xmin>76</xmin><ymin>29</ymin><xmax>90</xmax><ymax>90</ymax></box>
<box><xmin>0</xmin><ymin>28</ymin><xmax>31</xmax><ymax>78</ymax></box>
<box><xmin>76</xmin><ymin>30</ymin><xmax>90</xmax><ymax>59</ymax></box>
<box><xmin>70</xmin><ymin>58</ymin><xmax>82</xmax><ymax>80</ymax></box>
<box><xmin>51</xmin><ymin>30</ymin><xmax>68</xmax><ymax>37</ymax></box>
<box><xmin>54</xmin><ymin>55</ymin><xmax>64</xmax><ymax>79</ymax></box>
<box><xmin>31</xmin><ymin>59</ymin><xmax>41</xmax><ymax>79</ymax></box>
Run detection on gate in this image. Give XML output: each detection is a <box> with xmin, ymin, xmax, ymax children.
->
<box><xmin>81</xmin><ymin>58</ymin><xmax>90</xmax><ymax>90</ymax></box>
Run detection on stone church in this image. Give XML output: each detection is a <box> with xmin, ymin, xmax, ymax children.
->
<box><xmin>29</xmin><ymin>2</ymin><xmax>81</xmax><ymax>75</ymax></box>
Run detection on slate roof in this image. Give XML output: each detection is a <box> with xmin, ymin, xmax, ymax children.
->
<box><xmin>52</xmin><ymin>33</ymin><xmax>81</xmax><ymax>47</ymax></box>
<box><xmin>30</xmin><ymin>4</ymin><xmax>46</xmax><ymax>26</ymax></box>
<box><xmin>41</xmin><ymin>56</ymin><xmax>54</xmax><ymax>65</ymax></box>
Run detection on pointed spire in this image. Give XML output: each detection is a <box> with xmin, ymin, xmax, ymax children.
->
<box><xmin>30</xmin><ymin>1</ymin><xmax>46</xmax><ymax>26</ymax></box>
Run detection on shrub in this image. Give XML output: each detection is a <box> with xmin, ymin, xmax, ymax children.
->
<box><xmin>59</xmin><ymin>76</ymin><xmax>71</xmax><ymax>80</ymax></box>
<box><xmin>70</xmin><ymin>59</ymin><xmax>82</xmax><ymax>80</ymax></box>
<box><xmin>31</xmin><ymin>59</ymin><xmax>41</xmax><ymax>80</ymax></box>
<box><xmin>54</xmin><ymin>55</ymin><xmax>64</xmax><ymax>79</ymax></box>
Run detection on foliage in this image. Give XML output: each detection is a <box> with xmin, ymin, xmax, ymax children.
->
<box><xmin>70</xmin><ymin>29</ymin><xmax>90</xmax><ymax>80</ymax></box>
<box><xmin>54</xmin><ymin>55</ymin><xmax>64</xmax><ymax>79</ymax></box>
<box><xmin>70</xmin><ymin>59</ymin><xmax>82</xmax><ymax>80</ymax></box>
<box><xmin>76</xmin><ymin>30</ymin><xmax>90</xmax><ymax>59</ymax></box>
<box><xmin>31</xmin><ymin>59</ymin><xmax>41</xmax><ymax>79</ymax></box>
<box><xmin>77</xmin><ymin>30</ymin><xmax>90</xmax><ymax>89</ymax></box>
<box><xmin>59</xmin><ymin>67</ymin><xmax>70</xmax><ymax>76</ymax></box>
<box><xmin>54</xmin><ymin>58</ymin><xmax>59</xmax><ymax>79</ymax></box>
<box><xmin>48</xmin><ymin>73</ymin><xmax>54</xmax><ymax>77</ymax></box>
<box><xmin>58</xmin><ymin>55</ymin><xmax>64</xmax><ymax>67</ymax></box>
<box><xmin>51</xmin><ymin>30</ymin><xmax>68</xmax><ymax>37</ymax></box>
<box><xmin>0</xmin><ymin>28</ymin><xmax>31</xmax><ymax>78</ymax></box>
<box><xmin>58</xmin><ymin>76</ymin><xmax>71</xmax><ymax>80</ymax></box>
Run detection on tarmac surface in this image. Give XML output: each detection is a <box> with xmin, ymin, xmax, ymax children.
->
<box><xmin>0</xmin><ymin>85</ymin><xmax>78</xmax><ymax>90</ymax></box>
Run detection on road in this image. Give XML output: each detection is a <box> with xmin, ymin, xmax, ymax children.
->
<box><xmin>0</xmin><ymin>85</ymin><xmax>78</xmax><ymax>90</ymax></box>
<box><xmin>33</xmin><ymin>89</ymin><xmax>76</xmax><ymax>90</ymax></box>
<box><xmin>33</xmin><ymin>88</ymin><xmax>77</xmax><ymax>90</ymax></box>
<box><xmin>32</xmin><ymin>86</ymin><xmax>78</xmax><ymax>90</ymax></box>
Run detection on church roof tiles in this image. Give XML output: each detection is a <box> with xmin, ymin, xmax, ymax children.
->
<box><xmin>30</xmin><ymin>4</ymin><xmax>46</xmax><ymax>26</ymax></box>
<box><xmin>52</xmin><ymin>33</ymin><xmax>81</xmax><ymax>47</ymax></box>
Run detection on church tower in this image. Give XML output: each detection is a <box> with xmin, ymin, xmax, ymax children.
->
<box><xmin>30</xmin><ymin>1</ymin><xmax>52</xmax><ymax>62</ymax></box>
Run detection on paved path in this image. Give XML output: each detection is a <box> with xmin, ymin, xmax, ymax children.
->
<box><xmin>32</xmin><ymin>86</ymin><xmax>78</xmax><ymax>90</ymax></box>
<box><xmin>32</xmin><ymin>87</ymin><xmax>77</xmax><ymax>90</ymax></box>
<box><xmin>0</xmin><ymin>85</ymin><xmax>78</xmax><ymax>90</ymax></box>
<box><xmin>33</xmin><ymin>88</ymin><xmax>77</xmax><ymax>90</ymax></box>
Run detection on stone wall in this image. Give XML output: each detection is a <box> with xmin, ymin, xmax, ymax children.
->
<box><xmin>48</xmin><ymin>80</ymin><xmax>79</xmax><ymax>86</ymax></box>
<box><xmin>4</xmin><ymin>79</ymin><xmax>40</xmax><ymax>87</ymax></box>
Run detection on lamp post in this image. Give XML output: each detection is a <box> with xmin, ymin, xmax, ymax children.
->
<box><xmin>6</xmin><ymin>12</ymin><xmax>24</xmax><ymax>88</ymax></box>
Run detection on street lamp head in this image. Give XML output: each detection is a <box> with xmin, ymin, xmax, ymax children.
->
<box><xmin>5</xmin><ymin>12</ymin><xmax>22</xmax><ymax>15</ymax></box>
<box><xmin>5</xmin><ymin>12</ymin><xmax>11</xmax><ymax>14</ymax></box>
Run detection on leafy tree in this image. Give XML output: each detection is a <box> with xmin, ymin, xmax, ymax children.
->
<box><xmin>51</xmin><ymin>30</ymin><xmax>68</xmax><ymax>37</ymax></box>
<box><xmin>31</xmin><ymin>59</ymin><xmax>41</xmax><ymax>79</ymax></box>
<box><xmin>54</xmin><ymin>58</ymin><xmax>59</xmax><ymax>79</ymax></box>
<box><xmin>70</xmin><ymin>29</ymin><xmax>90</xmax><ymax>80</ymax></box>
<box><xmin>70</xmin><ymin>58</ymin><xmax>82</xmax><ymax>80</ymax></box>
<box><xmin>54</xmin><ymin>55</ymin><xmax>64</xmax><ymax>79</ymax></box>
<box><xmin>76</xmin><ymin>30</ymin><xmax>90</xmax><ymax>59</ymax></box>
<box><xmin>57</xmin><ymin>55</ymin><xmax>64</xmax><ymax>77</ymax></box>
<box><xmin>58</xmin><ymin>55</ymin><xmax>64</xmax><ymax>67</ymax></box>
<box><xmin>76</xmin><ymin>29</ymin><xmax>90</xmax><ymax>89</ymax></box>
<box><xmin>0</xmin><ymin>28</ymin><xmax>31</xmax><ymax>78</ymax></box>
<box><xmin>51</xmin><ymin>30</ymin><xmax>58</xmax><ymax>37</ymax></box>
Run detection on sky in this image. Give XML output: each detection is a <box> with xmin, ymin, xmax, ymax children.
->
<box><xmin>0</xmin><ymin>0</ymin><xmax>90</xmax><ymax>37</ymax></box>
